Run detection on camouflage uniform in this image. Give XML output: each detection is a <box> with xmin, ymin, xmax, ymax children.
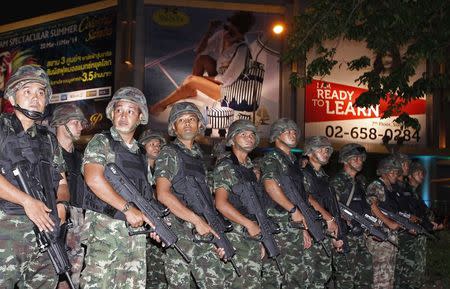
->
<box><xmin>51</xmin><ymin>103</ymin><xmax>89</xmax><ymax>289</ymax></box>
<box><xmin>211</xmin><ymin>119</ymin><xmax>265</xmax><ymax>289</ymax></box>
<box><xmin>139</xmin><ymin>129</ymin><xmax>168</xmax><ymax>289</ymax></box>
<box><xmin>366</xmin><ymin>173</ymin><xmax>399</xmax><ymax>289</ymax></box>
<box><xmin>0</xmin><ymin>65</ymin><xmax>65</xmax><ymax>289</ymax></box>
<box><xmin>80</xmin><ymin>87</ymin><xmax>150</xmax><ymax>289</ymax></box>
<box><xmin>330</xmin><ymin>172</ymin><xmax>373</xmax><ymax>289</ymax></box>
<box><xmin>154</xmin><ymin>102</ymin><xmax>225</xmax><ymax>289</ymax></box>
<box><xmin>213</xmin><ymin>153</ymin><xmax>263</xmax><ymax>289</ymax></box>
<box><xmin>394</xmin><ymin>162</ymin><xmax>430</xmax><ymax>289</ymax></box>
<box><xmin>302</xmin><ymin>166</ymin><xmax>334</xmax><ymax>289</ymax></box>
<box><xmin>260</xmin><ymin>150</ymin><xmax>306</xmax><ymax>289</ymax></box>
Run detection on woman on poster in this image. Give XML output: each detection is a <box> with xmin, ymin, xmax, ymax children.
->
<box><xmin>149</xmin><ymin>11</ymin><xmax>256</xmax><ymax>115</ymax></box>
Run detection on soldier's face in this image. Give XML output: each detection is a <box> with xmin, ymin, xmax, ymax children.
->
<box><xmin>12</xmin><ymin>82</ymin><xmax>46</xmax><ymax>113</ymax></box>
<box><xmin>411</xmin><ymin>170</ymin><xmax>424</xmax><ymax>185</ymax></box>
<box><xmin>233</xmin><ymin>130</ymin><xmax>256</xmax><ymax>153</ymax></box>
<box><xmin>278</xmin><ymin>129</ymin><xmax>298</xmax><ymax>148</ymax></box>
<box><xmin>386</xmin><ymin>169</ymin><xmax>400</xmax><ymax>184</ymax></box>
<box><xmin>311</xmin><ymin>147</ymin><xmax>331</xmax><ymax>165</ymax></box>
<box><xmin>145</xmin><ymin>139</ymin><xmax>161</xmax><ymax>159</ymax></box>
<box><xmin>65</xmin><ymin>119</ymin><xmax>84</xmax><ymax>140</ymax></box>
<box><xmin>111</xmin><ymin>100</ymin><xmax>141</xmax><ymax>134</ymax></box>
<box><xmin>173</xmin><ymin>113</ymin><xmax>199</xmax><ymax>140</ymax></box>
<box><xmin>401</xmin><ymin>161</ymin><xmax>410</xmax><ymax>176</ymax></box>
<box><xmin>347</xmin><ymin>155</ymin><xmax>364</xmax><ymax>172</ymax></box>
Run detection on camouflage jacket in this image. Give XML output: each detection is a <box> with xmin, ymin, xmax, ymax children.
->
<box><xmin>261</xmin><ymin>148</ymin><xmax>297</xmax><ymax>184</ymax></box>
<box><xmin>212</xmin><ymin>151</ymin><xmax>254</xmax><ymax>193</ymax></box>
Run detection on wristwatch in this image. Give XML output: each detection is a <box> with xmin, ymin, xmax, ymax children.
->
<box><xmin>289</xmin><ymin>206</ymin><xmax>297</xmax><ymax>214</ymax></box>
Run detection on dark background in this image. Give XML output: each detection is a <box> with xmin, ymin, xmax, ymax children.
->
<box><xmin>0</xmin><ymin>0</ymin><xmax>99</xmax><ymax>26</ymax></box>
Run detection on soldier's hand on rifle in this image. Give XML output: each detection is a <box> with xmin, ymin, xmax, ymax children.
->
<box><xmin>22</xmin><ymin>196</ymin><xmax>55</xmax><ymax>232</ymax></box>
<box><xmin>291</xmin><ymin>210</ymin><xmax>308</xmax><ymax>230</ymax></box>
<box><xmin>56</xmin><ymin>203</ymin><xmax>67</xmax><ymax>224</ymax></box>
<box><xmin>260</xmin><ymin>244</ymin><xmax>266</xmax><ymax>259</ymax></box>
<box><xmin>124</xmin><ymin>206</ymin><xmax>146</xmax><ymax>228</ymax></box>
<box><xmin>409</xmin><ymin>215</ymin><xmax>420</xmax><ymax>223</ymax></box>
<box><xmin>386</xmin><ymin>219</ymin><xmax>400</xmax><ymax>231</ymax></box>
<box><xmin>141</xmin><ymin>215</ymin><xmax>161</xmax><ymax>243</ymax></box>
<box><xmin>326</xmin><ymin>217</ymin><xmax>338</xmax><ymax>236</ymax></box>
<box><xmin>246</xmin><ymin>221</ymin><xmax>261</xmax><ymax>238</ymax></box>
<box><xmin>193</xmin><ymin>217</ymin><xmax>220</xmax><ymax>240</ymax></box>
<box><xmin>332</xmin><ymin>239</ymin><xmax>344</xmax><ymax>252</ymax></box>
<box><xmin>303</xmin><ymin>230</ymin><xmax>312</xmax><ymax>249</ymax></box>
<box><xmin>214</xmin><ymin>247</ymin><xmax>226</xmax><ymax>260</ymax></box>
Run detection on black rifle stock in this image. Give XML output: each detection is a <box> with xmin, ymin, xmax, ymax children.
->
<box><xmin>380</xmin><ymin>208</ymin><xmax>437</xmax><ymax>240</ymax></box>
<box><xmin>237</xmin><ymin>183</ymin><xmax>284</xmax><ymax>275</ymax></box>
<box><xmin>104</xmin><ymin>163</ymin><xmax>191</xmax><ymax>263</ymax></box>
<box><xmin>184</xmin><ymin>176</ymin><xmax>240</xmax><ymax>276</ymax></box>
<box><xmin>13</xmin><ymin>163</ymin><xmax>75</xmax><ymax>289</ymax></box>
<box><xmin>278</xmin><ymin>176</ymin><xmax>331</xmax><ymax>255</ymax></box>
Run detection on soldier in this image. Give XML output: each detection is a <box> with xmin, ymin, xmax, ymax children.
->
<box><xmin>154</xmin><ymin>101</ymin><xmax>226</xmax><ymax>289</ymax></box>
<box><xmin>330</xmin><ymin>143</ymin><xmax>373</xmax><ymax>289</ymax></box>
<box><xmin>80</xmin><ymin>87</ymin><xmax>159</xmax><ymax>288</ymax></box>
<box><xmin>394</xmin><ymin>160</ymin><xmax>441</xmax><ymax>289</ymax></box>
<box><xmin>213</xmin><ymin>119</ymin><xmax>267</xmax><ymax>288</ymax></box>
<box><xmin>366</xmin><ymin>156</ymin><xmax>403</xmax><ymax>289</ymax></box>
<box><xmin>302</xmin><ymin>136</ymin><xmax>345</xmax><ymax>289</ymax></box>
<box><xmin>0</xmin><ymin>65</ymin><xmax>70</xmax><ymax>288</ymax></box>
<box><xmin>51</xmin><ymin>103</ymin><xmax>89</xmax><ymax>289</ymax></box>
<box><xmin>139</xmin><ymin>129</ymin><xmax>168</xmax><ymax>289</ymax></box>
<box><xmin>259</xmin><ymin>118</ymin><xmax>312</xmax><ymax>289</ymax></box>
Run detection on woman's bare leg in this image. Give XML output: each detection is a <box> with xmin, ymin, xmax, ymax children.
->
<box><xmin>192</xmin><ymin>55</ymin><xmax>218</xmax><ymax>76</ymax></box>
<box><xmin>150</xmin><ymin>76</ymin><xmax>221</xmax><ymax>114</ymax></box>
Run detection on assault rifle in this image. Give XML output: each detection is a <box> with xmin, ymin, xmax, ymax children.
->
<box><xmin>338</xmin><ymin>202</ymin><xmax>398</xmax><ymax>246</ymax></box>
<box><xmin>182</xmin><ymin>176</ymin><xmax>240</xmax><ymax>276</ymax></box>
<box><xmin>380</xmin><ymin>207</ymin><xmax>437</xmax><ymax>240</ymax></box>
<box><xmin>13</xmin><ymin>162</ymin><xmax>75</xmax><ymax>289</ymax></box>
<box><xmin>278</xmin><ymin>175</ymin><xmax>330</xmax><ymax>255</ymax></box>
<box><xmin>236</xmin><ymin>183</ymin><xmax>284</xmax><ymax>275</ymax></box>
<box><xmin>104</xmin><ymin>163</ymin><xmax>191</xmax><ymax>263</ymax></box>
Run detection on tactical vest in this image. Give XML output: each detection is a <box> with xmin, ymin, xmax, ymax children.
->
<box><xmin>62</xmin><ymin>149</ymin><xmax>86</xmax><ymax>208</ymax></box>
<box><xmin>220</xmin><ymin>153</ymin><xmax>268</xmax><ymax>220</ymax></box>
<box><xmin>273</xmin><ymin>148</ymin><xmax>308</xmax><ymax>202</ymax></box>
<box><xmin>392</xmin><ymin>181</ymin><xmax>413</xmax><ymax>213</ymax></box>
<box><xmin>82</xmin><ymin>132</ymin><xmax>151</xmax><ymax>220</ymax></box>
<box><xmin>303</xmin><ymin>163</ymin><xmax>335</xmax><ymax>213</ymax></box>
<box><xmin>375</xmin><ymin>178</ymin><xmax>400</xmax><ymax>213</ymax></box>
<box><xmin>339</xmin><ymin>174</ymin><xmax>371</xmax><ymax>215</ymax></box>
<box><xmin>0</xmin><ymin>116</ymin><xmax>60</xmax><ymax>215</ymax></box>
<box><xmin>169</xmin><ymin>144</ymin><xmax>213</xmax><ymax>214</ymax></box>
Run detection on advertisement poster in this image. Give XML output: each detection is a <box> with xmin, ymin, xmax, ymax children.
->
<box><xmin>144</xmin><ymin>5</ymin><xmax>283</xmax><ymax>138</ymax></box>
<box><xmin>305</xmin><ymin>40</ymin><xmax>427</xmax><ymax>146</ymax></box>
<box><xmin>0</xmin><ymin>8</ymin><xmax>116</xmax><ymax>134</ymax></box>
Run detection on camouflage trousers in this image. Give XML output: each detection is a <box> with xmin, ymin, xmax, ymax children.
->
<box><xmin>0</xmin><ymin>210</ymin><xmax>57</xmax><ymax>289</ymax></box>
<box><xmin>58</xmin><ymin>206</ymin><xmax>85</xmax><ymax>289</ymax></box>
<box><xmin>80</xmin><ymin>210</ymin><xmax>147</xmax><ymax>289</ymax></box>
<box><xmin>261</xmin><ymin>209</ymin><xmax>306</xmax><ymax>289</ymax></box>
<box><xmin>146</xmin><ymin>237</ymin><xmax>168</xmax><ymax>289</ymax></box>
<box><xmin>163</xmin><ymin>215</ymin><xmax>226</xmax><ymax>289</ymax></box>
<box><xmin>302</xmin><ymin>236</ymin><xmax>333</xmax><ymax>289</ymax></box>
<box><xmin>394</xmin><ymin>233</ymin><xmax>426</xmax><ymax>289</ymax></box>
<box><xmin>222</xmin><ymin>224</ymin><xmax>263</xmax><ymax>289</ymax></box>
<box><xmin>366</xmin><ymin>234</ymin><xmax>398</xmax><ymax>289</ymax></box>
<box><xmin>333</xmin><ymin>234</ymin><xmax>373</xmax><ymax>289</ymax></box>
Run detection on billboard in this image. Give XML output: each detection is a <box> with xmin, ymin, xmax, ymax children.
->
<box><xmin>0</xmin><ymin>8</ymin><xmax>116</xmax><ymax>134</ymax></box>
<box><xmin>305</xmin><ymin>40</ymin><xmax>426</xmax><ymax>146</ymax></box>
<box><xmin>144</xmin><ymin>5</ymin><xmax>283</xmax><ymax>138</ymax></box>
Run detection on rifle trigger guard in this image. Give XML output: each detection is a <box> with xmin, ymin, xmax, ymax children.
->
<box><xmin>191</xmin><ymin>228</ymin><xmax>214</xmax><ymax>244</ymax></box>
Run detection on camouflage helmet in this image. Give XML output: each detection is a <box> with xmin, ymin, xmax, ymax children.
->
<box><xmin>376</xmin><ymin>155</ymin><xmax>402</xmax><ymax>176</ymax></box>
<box><xmin>50</xmin><ymin>103</ymin><xmax>88</xmax><ymax>127</ymax></box>
<box><xmin>105</xmin><ymin>87</ymin><xmax>148</xmax><ymax>125</ymax></box>
<box><xmin>409</xmin><ymin>161</ymin><xmax>425</xmax><ymax>176</ymax></box>
<box><xmin>392</xmin><ymin>152</ymin><xmax>411</xmax><ymax>164</ymax></box>
<box><xmin>339</xmin><ymin>143</ymin><xmax>367</xmax><ymax>163</ymax></box>
<box><xmin>269</xmin><ymin>118</ymin><xmax>299</xmax><ymax>143</ymax></box>
<box><xmin>226</xmin><ymin>119</ymin><xmax>259</xmax><ymax>147</ymax></box>
<box><xmin>4</xmin><ymin>65</ymin><xmax>52</xmax><ymax>104</ymax></box>
<box><xmin>139</xmin><ymin>129</ymin><xmax>166</xmax><ymax>146</ymax></box>
<box><xmin>304</xmin><ymin>136</ymin><xmax>334</xmax><ymax>156</ymax></box>
<box><xmin>167</xmin><ymin>102</ymin><xmax>205</xmax><ymax>137</ymax></box>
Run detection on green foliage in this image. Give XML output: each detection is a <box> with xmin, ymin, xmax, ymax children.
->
<box><xmin>285</xmin><ymin>0</ymin><xmax>450</xmax><ymax>130</ymax></box>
